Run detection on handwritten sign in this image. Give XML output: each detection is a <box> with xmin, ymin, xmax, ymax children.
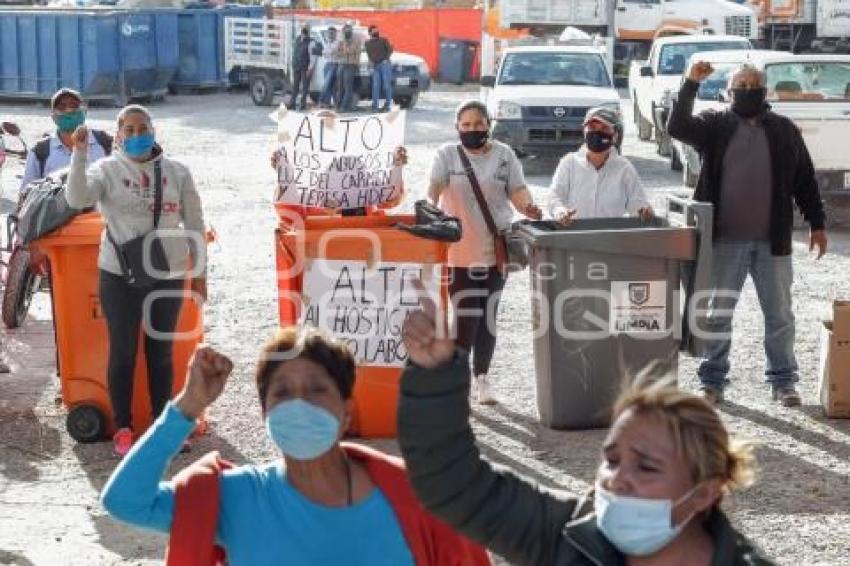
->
<box><xmin>300</xmin><ymin>259</ymin><xmax>439</xmax><ymax>367</ymax></box>
<box><xmin>274</xmin><ymin>108</ymin><xmax>405</xmax><ymax>209</ymax></box>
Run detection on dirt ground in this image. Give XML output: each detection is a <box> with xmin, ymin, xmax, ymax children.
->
<box><xmin>0</xmin><ymin>88</ymin><xmax>848</xmax><ymax>565</ymax></box>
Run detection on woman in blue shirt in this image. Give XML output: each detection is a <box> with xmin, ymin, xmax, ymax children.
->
<box><xmin>100</xmin><ymin>326</ymin><xmax>489</xmax><ymax>566</ymax></box>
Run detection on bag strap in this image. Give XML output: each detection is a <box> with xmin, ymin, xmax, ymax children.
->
<box><xmin>34</xmin><ymin>137</ymin><xmax>51</xmax><ymax>178</ymax></box>
<box><xmin>153</xmin><ymin>159</ymin><xmax>163</xmax><ymax>229</ymax></box>
<box><xmin>456</xmin><ymin>145</ymin><xmax>500</xmax><ymax>238</ymax></box>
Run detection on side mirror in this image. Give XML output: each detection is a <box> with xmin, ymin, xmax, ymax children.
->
<box><xmin>640</xmin><ymin>65</ymin><xmax>654</xmax><ymax>78</ymax></box>
<box><xmin>1</xmin><ymin>122</ymin><xmax>20</xmax><ymax>136</ymax></box>
<box><xmin>481</xmin><ymin>75</ymin><xmax>496</xmax><ymax>88</ymax></box>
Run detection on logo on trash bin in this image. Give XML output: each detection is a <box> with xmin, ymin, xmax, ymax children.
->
<box><xmin>628</xmin><ymin>283</ymin><xmax>650</xmax><ymax>306</ymax></box>
<box><xmin>553</xmin><ymin>107</ymin><xmax>567</xmax><ymax>118</ymax></box>
<box><xmin>122</xmin><ymin>22</ymin><xmax>151</xmax><ymax>37</ymax></box>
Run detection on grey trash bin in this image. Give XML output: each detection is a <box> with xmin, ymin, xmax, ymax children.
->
<box><xmin>517</xmin><ymin>197</ymin><xmax>713</xmax><ymax>430</ymax></box>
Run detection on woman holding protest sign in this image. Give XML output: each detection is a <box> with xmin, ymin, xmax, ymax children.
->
<box><xmin>397</xmin><ymin>292</ymin><xmax>775</xmax><ymax>565</ymax></box>
<box><xmin>427</xmin><ymin>100</ymin><xmax>543</xmax><ymax>405</ymax></box>
<box><xmin>66</xmin><ymin>105</ymin><xmax>206</xmax><ymax>458</ymax></box>
<box><xmin>100</xmin><ymin>327</ymin><xmax>491</xmax><ymax>566</ymax></box>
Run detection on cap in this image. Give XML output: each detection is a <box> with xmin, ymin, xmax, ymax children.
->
<box><xmin>583</xmin><ymin>106</ymin><xmax>622</xmax><ymax>132</ymax></box>
<box><xmin>51</xmin><ymin>88</ymin><xmax>83</xmax><ymax>110</ymax></box>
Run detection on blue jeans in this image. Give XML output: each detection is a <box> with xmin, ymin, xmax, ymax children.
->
<box><xmin>697</xmin><ymin>240</ymin><xmax>798</xmax><ymax>390</ymax></box>
<box><xmin>338</xmin><ymin>64</ymin><xmax>357</xmax><ymax>110</ymax></box>
<box><xmin>371</xmin><ymin>60</ymin><xmax>393</xmax><ymax>110</ymax></box>
<box><xmin>319</xmin><ymin>63</ymin><xmax>338</xmax><ymax>105</ymax></box>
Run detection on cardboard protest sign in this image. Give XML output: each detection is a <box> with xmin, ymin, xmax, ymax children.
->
<box><xmin>273</xmin><ymin>108</ymin><xmax>406</xmax><ymax>209</ymax></box>
<box><xmin>300</xmin><ymin>259</ymin><xmax>440</xmax><ymax>367</ymax></box>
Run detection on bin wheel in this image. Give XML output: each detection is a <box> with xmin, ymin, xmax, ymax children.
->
<box><xmin>2</xmin><ymin>247</ymin><xmax>40</xmax><ymax>329</ymax></box>
<box><xmin>66</xmin><ymin>404</ymin><xmax>106</xmax><ymax>443</ymax></box>
<box><xmin>250</xmin><ymin>74</ymin><xmax>275</xmax><ymax>106</ymax></box>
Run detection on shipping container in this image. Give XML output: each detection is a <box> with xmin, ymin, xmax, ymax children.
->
<box><xmin>0</xmin><ymin>8</ymin><xmax>179</xmax><ymax>104</ymax></box>
<box><xmin>171</xmin><ymin>4</ymin><xmax>264</xmax><ymax>90</ymax></box>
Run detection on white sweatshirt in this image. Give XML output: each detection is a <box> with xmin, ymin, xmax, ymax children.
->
<box><xmin>67</xmin><ymin>148</ymin><xmax>206</xmax><ymax>279</ymax></box>
<box><xmin>548</xmin><ymin>148</ymin><xmax>650</xmax><ymax>220</ymax></box>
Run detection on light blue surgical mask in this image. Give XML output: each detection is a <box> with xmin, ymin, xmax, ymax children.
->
<box><xmin>266</xmin><ymin>399</ymin><xmax>340</xmax><ymax>461</ymax></box>
<box><xmin>122</xmin><ymin>132</ymin><xmax>155</xmax><ymax>158</ymax></box>
<box><xmin>54</xmin><ymin>109</ymin><xmax>86</xmax><ymax>133</ymax></box>
<box><xmin>594</xmin><ymin>483</ymin><xmax>699</xmax><ymax>556</ymax></box>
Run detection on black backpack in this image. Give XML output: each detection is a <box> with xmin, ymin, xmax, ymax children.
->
<box><xmin>33</xmin><ymin>129</ymin><xmax>113</xmax><ymax>177</ymax></box>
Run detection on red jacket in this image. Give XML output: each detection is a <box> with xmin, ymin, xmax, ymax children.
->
<box><xmin>165</xmin><ymin>443</ymin><xmax>491</xmax><ymax>566</ymax></box>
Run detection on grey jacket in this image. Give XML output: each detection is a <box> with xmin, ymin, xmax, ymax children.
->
<box><xmin>398</xmin><ymin>352</ymin><xmax>776</xmax><ymax>566</ymax></box>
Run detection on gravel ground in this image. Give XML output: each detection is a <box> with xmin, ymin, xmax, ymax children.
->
<box><xmin>0</xmin><ymin>88</ymin><xmax>848</xmax><ymax>565</ymax></box>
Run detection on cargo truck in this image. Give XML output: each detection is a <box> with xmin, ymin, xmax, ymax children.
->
<box><xmin>753</xmin><ymin>0</ymin><xmax>850</xmax><ymax>53</ymax></box>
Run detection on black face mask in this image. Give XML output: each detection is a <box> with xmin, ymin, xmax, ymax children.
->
<box><xmin>459</xmin><ymin>130</ymin><xmax>489</xmax><ymax>150</ymax></box>
<box><xmin>731</xmin><ymin>87</ymin><xmax>767</xmax><ymax>118</ymax></box>
<box><xmin>344</xmin><ymin>30</ymin><xmax>353</xmax><ymax>40</ymax></box>
<box><xmin>585</xmin><ymin>130</ymin><xmax>614</xmax><ymax>153</ymax></box>
<box><xmin>370</xmin><ymin>31</ymin><xmax>379</xmax><ymax>38</ymax></box>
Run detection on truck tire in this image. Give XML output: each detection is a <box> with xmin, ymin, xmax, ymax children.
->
<box><xmin>635</xmin><ymin>99</ymin><xmax>652</xmax><ymax>141</ymax></box>
<box><xmin>2</xmin><ymin>248</ymin><xmax>40</xmax><ymax>329</ymax></box>
<box><xmin>670</xmin><ymin>146</ymin><xmax>683</xmax><ymax>171</ymax></box>
<box><xmin>398</xmin><ymin>93</ymin><xmax>418</xmax><ymax>109</ymax></box>
<box><xmin>250</xmin><ymin>73</ymin><xmax>275</xmax><ymax>106</ymax></box>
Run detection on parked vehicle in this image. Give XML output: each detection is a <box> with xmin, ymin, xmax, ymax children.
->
<box><xmin>481</xmin><ymin>45</ymin><xmax>620</xmax><ymax>157</ymax></box>
<box><xmin>674</xmin><ymin>50</ymin><xmax>850</xmax><ymax>226</ymax></box>
<box><xmin>224</xmin><ymin>18</ymin><xmax>431</xmax><ymax>109</ymax></box>
<box><xmin>0</xmin><ymin>122</ymin><xmax>47</xmax><ymax>329</ymax></box>
<box><xmin>629</xmin><ymin>34</ymin><xmax>752</xmax><ymax>155</ymax></box>
<box><xmin>754</xmin><ymin>0</ymin><xmax>850</xmax><ymax>54</ymax></box>
<box><xmin>498</xmin><ymin>0</ymin><xmax>758</xmax><ymax>84</ymax></box>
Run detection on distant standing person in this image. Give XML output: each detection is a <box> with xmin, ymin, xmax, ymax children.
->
<box><xmin>290</xmin><ymin>25</ymin><xmax>316</xmax><ymax>112</ymax></box>
<box><xmin>365</xmin><ymin>25</ymin><xmax>393</xmax><ymax>112</ymax></box>
<box><xmin>319</xmin><ymin>26</ymin><xmax>339</xmax><ymax>108</ymax></box>
<box><xmin>337</xmin><ymin>24</ymin><xmax>362</xmax><ymax>112</ymax></box>
<box><xmin>667</xmin><ymin>61</ymin><xmax>827</xmax><ymax>407</ymax></box>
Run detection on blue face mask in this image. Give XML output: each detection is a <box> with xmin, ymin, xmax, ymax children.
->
<box><xmin>54</xmin><ymin>109</ymin><xmax>86</xmax><ymax>134</ymax></box>
<box><xmin>266</xmin><ymin>399</ymin><xmax>341</xmax><ymax>461</ymax></box>
<box><xmin>595</xmin><ymin>484</ymin><xmax>699</xmax><ymax>556</ymax></box>
<box><xmin>123</xmin><ymin>132</ymin><xmax>155</xmax><ymax>158</ymax></box>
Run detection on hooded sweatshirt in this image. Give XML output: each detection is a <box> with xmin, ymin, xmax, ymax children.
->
<box><xmin>67</xmin><ymin>146</ymin><xmax>206</xmax><ymax>278</ymax></box>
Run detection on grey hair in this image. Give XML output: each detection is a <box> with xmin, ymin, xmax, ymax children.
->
<box><xmin>455</xmin><ymin>100</ymin><xmax>491</xmax><ymax>126</ymax></box>
<box><xmin>117</xmin><ymin>104</ymin><xmax>153</xmax><ymax>128</ymax></box>
<box><xmin>729</xmin><ymin>63</ymin><xmax>766</xmax><ymax>88</ymax></box>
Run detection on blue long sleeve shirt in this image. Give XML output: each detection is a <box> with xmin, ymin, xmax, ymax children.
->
<box><xmin>100</xmin><ymin>403</ymin><xmax>414</xmax><ymax>566</ymax></box>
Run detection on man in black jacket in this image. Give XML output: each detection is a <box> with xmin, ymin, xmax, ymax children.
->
<box><xmin>290</xmin><ymin>25</ymin><xmax>316</xmax><ymax>111</ymax></box>
<box><xmin>667</xmin><ymin>61</ymin><xmax>828</xmax><ymax>407</ymax></box>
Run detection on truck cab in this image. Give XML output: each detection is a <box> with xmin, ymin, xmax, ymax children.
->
<box><xmin>629</xmin><ymin>34</ymin><xmax>752</xmax><ymax>155</ymax></box>
<box><xmin>481</xmin><ymin>45</ymin><xmax>620</xmax><ymax>156</ymax></box>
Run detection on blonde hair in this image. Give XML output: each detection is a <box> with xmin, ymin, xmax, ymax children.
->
<box><xmin>613</xmin><ymin>376</ymin><xmax>755</xmax><ymax>494</ymax></box>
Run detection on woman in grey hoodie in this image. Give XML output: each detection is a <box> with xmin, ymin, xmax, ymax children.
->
<box><xmin>67</xmin><ymin>105</ymin><xmax>206</xmax><ymax>457</ymax></box>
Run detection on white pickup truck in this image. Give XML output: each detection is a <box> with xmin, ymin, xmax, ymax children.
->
<box><xmin>481</xmin><ymin>45</ymin><xmax>621</xmax><ymax>157</ymax></box>
<box><xmin>629</xmin><ymin>35</ymin><xmax>751</xmax><ymax>156</ymax></box>
<box><xmin>673</xmin><ymin>50</ymin><xmax>850</xmax><ymax>226</ymax></box>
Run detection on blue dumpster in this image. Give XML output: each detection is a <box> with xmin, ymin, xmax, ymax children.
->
<box><xmin>171</xmin><ymin>5</ymin><xmax>264</xmax><ymax>91</ymax></box>
<box><xmin>0</xmin><ymin>9</ymin><xmax>179</xmax><ymax>105</ymax></box>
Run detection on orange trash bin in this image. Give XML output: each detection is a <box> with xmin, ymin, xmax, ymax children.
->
<box><xmin>33</xmin><ymin>212</ymin><xmax>205</xmax><ymax>443</ymax></box>
<box><xmin>275</xmin><ymin>211</ymin><xmax>448</xmax><ymax>438</ymax></box>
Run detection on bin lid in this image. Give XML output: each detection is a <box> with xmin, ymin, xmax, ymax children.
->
<box><xmin>517</xmin><ymin>219</ymin><xmax>697</xmax><ymax>261</ymax></box>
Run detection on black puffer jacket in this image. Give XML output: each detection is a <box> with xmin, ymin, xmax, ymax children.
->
<box><xmin>667</xmin><ymin>79</ymin><xmax>825</xmax><ymax>256</ymax></box>
<box><xmin>398</xmin><ymin>352</ymin><xmax>776</xmax><ymax>566</ymax></box>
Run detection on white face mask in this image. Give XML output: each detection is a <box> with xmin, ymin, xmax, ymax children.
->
<box><xmin>594</xmin><ymin>483</ymin><xmax>700</xmax><ymax>556</ymax></box>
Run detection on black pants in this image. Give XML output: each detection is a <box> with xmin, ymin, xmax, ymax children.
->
<box><xmin>448</xmin><ymin>266</ymin><xmax>506</xmax><ymax>376</ymax></box>
<box><xmin>99</xmin><ymin>270</ymin><xmax>184</xmax><ymax>430</ymax></box>
<box><xmin>291</xmin><ymin>66</ymin><xmax>310</xmax><ymax>110</ymax></box>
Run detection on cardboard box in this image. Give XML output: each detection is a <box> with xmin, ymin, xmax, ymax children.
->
<box><xmin>834</xmin><ymin>300</ymin><xmax>850</xmax><ymax>338</ymax></box>
<box><xmin>819</xmin><ymin>321</ymin><xmax>850</xmax><ymax>418</ymax></box>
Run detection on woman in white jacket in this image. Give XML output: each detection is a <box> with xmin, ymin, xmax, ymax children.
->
<box><xmin>67</xmin><ymin>105</ymin><xmax>206</xmax><ymax>457</ymax></box>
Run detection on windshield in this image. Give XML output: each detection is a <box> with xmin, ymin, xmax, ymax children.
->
<box><xmin>498</xmin><ymin>52</ymin><xmax>611</xmax><ymax>87</ymax></box>
<box><xmin>765</xmin><ymin>61</ymin><xmax>850</xmax><ymax>101</ymax></box>
<box><xmin>658</xmin><ymin>42</ymin><xmax>750</xmax><ymax>75</ymax></box>
<box><xmin>696</xmin><ymin>64</ymin><xmax>737</xmax><ymax>100</ymax></box>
